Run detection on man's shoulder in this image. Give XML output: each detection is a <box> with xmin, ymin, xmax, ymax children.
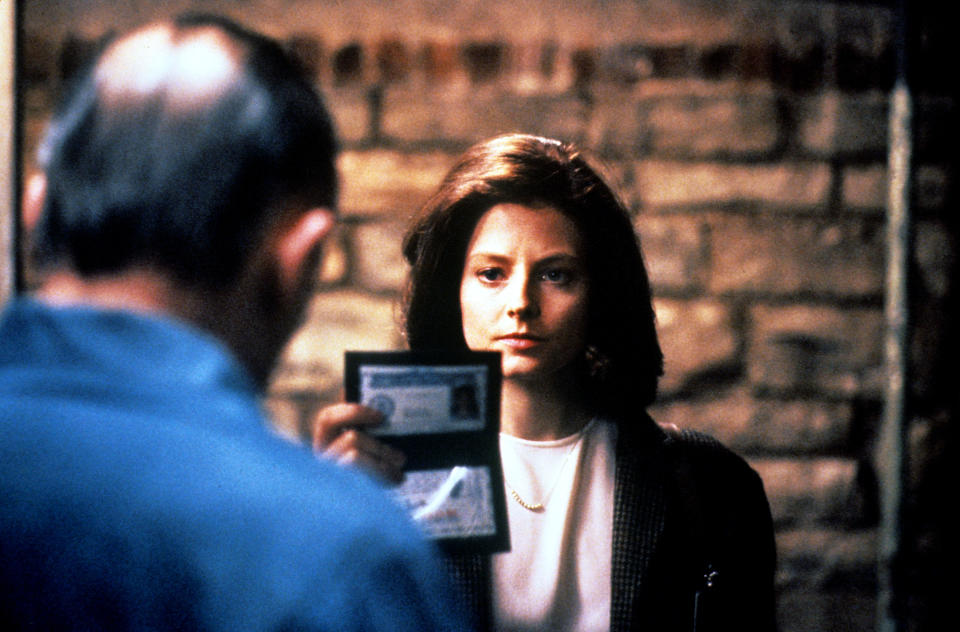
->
<box><xmin>1</xmin><ymin>360</ymin><xmax>417</xmax><ymax>555</ymax></box>
<box><xmin>182</xmin><ymin>428</ymin><xmax>461</xmax><ymax>631</ymax></box>
<box><xmin>129</xmin><ymin>403</ymin><xmax>420</xmax><ymax>546</ymax></box>
<box><xmin>2</xmin><ymin>386</ymin><xmax>448</xmax><ymax>631</ymax></box>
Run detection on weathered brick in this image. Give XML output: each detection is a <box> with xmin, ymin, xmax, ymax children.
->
<box><xmin>770</xmin><ymin>6</ymin><xmax>827</xmax><ymax>92</ymax></box>
<box><xmin>375</xmin><ymin>38</ymin><xmax>410</xmax><ymax>83</ymax></box>
<box><xmin>841</xmin><ymin>164</ymin><xmax>886</xmax><ymax>212</ymax></box>
<box><xmin>325</xmin><ymin>85</ymin><xmax>372</xmax><ymax>144</ymax></box>
<box><xmin>643</xmin><ymin>92</ymin><xmax>781</xmax><ymax>158</ymax></box>
<box><xmin>776</xmin><ymin>526</ymin><xmax>879</xmax><ymax>631</ymax></box>
<box><xmin>653</xmin><ymin>297</ymin><xmax>738</xmax><ymax>394</ymax></box>
<box><xmin>586</xmin><ymin>89</ymin><xmax>648</xmax><ymax>157</ymax></box>
<box><xmin>747</xmin><ymin>303</ymin><xmax>884</xmax><ymax>397</ymax></box>
<box><xmin>592</xmin><ymin>80</ymin><xmax>783</xmax><ymax>158</ymax></box>
<box><xmin>777</xmin><ymin>589</ymin><xmax>875</xmax><ymax>632</ymax></box>
<box><xmin>835</xmin><ymin>7</ymin><xmax>896</xmax><ymax>92</ymax></box>
<box><xmin>510</xmin><ymin>42</ymin><xmax>546</xmax><ymax>95</ymax></box>
<box><xmin>461</xmin><ymin>41</ymin><xmax>507</xmax><ymax>83</ymax></box>
<box><xmin>752</xmin><ymin>458</ymin><xmax>860</xmax><ymax>526</ymax></box>
<box><xmin>337</xmin><ymin>149</ymin><xmax>454</xmax><ymax>218</ymax></box>
<box><xmin>698</xmin><ymin>44</ymin><xmax>738</xmax><ymax>80</ymax></box>
<box><xmin>709</xmin><ymin>215</ymin><xmax>884</xmax><ymax>297</ymax></box>
<box><xmin>381</xmin><ymin>87</ymin><xmax>588</xmax><ymax>146</ymax></box>
<box><xmin>795</xmin><ymin>92</ymin><xmax>889</xmax><ymax>157</ymax></box>
<box><xmin>649</xmin><ymin>390</ymin><xmax>753</xmax><ymax>449</ymax></box>
<box><xmin>506</xmin><ymin>41</ymin><xmax>575</xmax><ymax>95</ymax></box>
<box><xmin>349</xmin><ymin>220</ymin><xmax>408</xmax><ymax>293</ymax></box>
<box><xmin>647</xmin><ymin>45</ymin><xmax>694</xmax><ymax>78</ymax></box>
<box><xmin>914</xmin><ymin>163</ymin><xmax>950</xmax><ymax>211</ymax></box>
<box><xmin>750</xmin><ymin>397</ymin><xmax>854</xmax><ymax>454</ymax></box>
<box><xmin>776</xmin><ymin>528</ymin><xmax>878</xmax><ymax>588</ymax></box>
<box><xmin>271</xmin><ymin>290</ymin><xmax>403</xmax><ymax>395</ymax></box>
<box><xmin>634</xmin><ymin>213</ymin><xmax>706</xmax><ymax>292</ymax></box>
<box><xmin>538</xmin><ymin>42</ymin><xmax>558</xmax><ymax>79</ymax></box>
<box><xmin>649</xmin><ymin>388</ymin><xmax>853</xmax><ymax>454</ymax></box>
<box><xmin>772</xmin><ymin>46</ymin><xmax>826</xmax><ymax>95</ymax></box>
<box><xmin>599</xmin><ymin>44</ymin><xmax>654</xmax><ymax>87</ymax></box>
<box><xmin>332</xmin><ymin>42</ymin><xmax>364</xmax><ymax>85</ymax></box>
<box><xmin>699</xmin><ymin>42</ymin><xmax>774</xmax><ymax>82</ymax></box>
<box><xmin>634</xmin><ymin>161</ymin><xmax>832</xmax><ymax>209</ymax></box>
<box><xmin>315</xmin><ymin>225</ymin><xmax>349</xmax><ymax>286</ymax></box>
<box><xmin>571</xmin><ymin>47</ymin><xmax>599</xmax><ymax>87</ymax></box>
<box><xmin>544</xmin><ymin>42</ymin><xmax>577</xmax><ymax>93</ymax></box>
<box><xmin>380</xmin><ymin>85</ymin><xmax>468</xmax><ymax>143</ymax></box>
<box><xmin>420</xmin><ymin>41</ymin><xmax>462</xmax><ymax>84</ymax></box>
<box><xmin>914</xmin><ymin>220</ymin><xmax>954</xmax><ymax>300</ymax></box>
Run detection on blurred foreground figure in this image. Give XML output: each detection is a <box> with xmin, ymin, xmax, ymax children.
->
<box><xmin>0</xmin><ymin>14</ymin><xmax>465</xmax><ymax>631</ymax></box>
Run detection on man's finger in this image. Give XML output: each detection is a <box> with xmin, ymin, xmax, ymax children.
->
<box><xmin>312</xmin><ymin>403</ymin><xmax>384</xmax><ymax>448</ymax></box>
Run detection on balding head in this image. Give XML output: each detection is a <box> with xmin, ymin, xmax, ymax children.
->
<box><xmin>32</xmin><ymin>13</ymin><xmax>338</xmax><ymax>289</ymax></box>
<box><xmin>95</xmin><ymin>23</ymin><xmax>240</xmax><ymax>112</ymax></box>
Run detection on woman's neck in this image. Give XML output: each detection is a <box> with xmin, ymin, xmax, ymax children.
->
<box><xmin>500</xmin><ymin>372</ymin><xmax>591</xmax><ymax>441</ymax></box>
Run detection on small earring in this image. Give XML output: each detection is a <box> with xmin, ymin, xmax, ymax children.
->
<box><xmin>585</xmin><ymin>345</ymin><xmax>610</xmax><ymax>380</ymax></box>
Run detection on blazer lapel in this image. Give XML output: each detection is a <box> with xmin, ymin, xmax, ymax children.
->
<box><xmin>443</xmin><ymin>554</ymin><xmax>491</xmax><ymax>631</ymax></box>
<box><xmin>446</xmin><ymin>416</ymin><xmax>671</xmax><ymax>632</ymax></box>
<box><xmin>610</xmin><ymin>417</ymin><xmax>670</xmax><ymax>632</ymax></box>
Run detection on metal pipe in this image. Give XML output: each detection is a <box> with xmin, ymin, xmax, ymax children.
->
<box><xmin>877</xmin><ymin>1</ymin><xmax>912</xmax><ymax>625</ymax></box>
<box><xmin>0</xmin><ymin>0</ymin><xmax>18</xmax><ymax>305</ymax></box>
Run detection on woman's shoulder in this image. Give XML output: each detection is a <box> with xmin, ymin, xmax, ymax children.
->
<box><xmin>666</xmin><ymin>422</ymin><xmax>764</xmax><ymax>482</ymax></box>
<box><xmin>612</xmin><ymin>415</ymin><xmax>777</xmax><ymax>629</ymax></box>
<box><xmin>660</xmin><ymin>422</ymin><xmax>742</xmax><ymax>461</ymax></box>
<box><xmin>613</xmin><ymin>414</ymin><xmax>764</xmax><ymax>490</ymax></box>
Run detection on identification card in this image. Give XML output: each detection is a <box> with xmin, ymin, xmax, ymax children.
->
<box><xmin>345</xmin><ymin>350</ymin><xmax>509</xmax><ymax>554</ymax></box>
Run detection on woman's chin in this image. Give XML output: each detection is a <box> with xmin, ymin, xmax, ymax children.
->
<box><xmin>501</xmin><ymin>360</ymin><xmax>543</xmax><ymax>381</ymax></box>
<box><xmin>501</xmin><ymin>358</ymin><xmax>571</xmax><ymax>383</ymax></box>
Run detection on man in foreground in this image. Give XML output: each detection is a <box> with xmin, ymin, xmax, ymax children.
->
<box><xmin>0</xmin><ymin>14</ymin><xmax>464</xmax><ymax>631</ymax></box>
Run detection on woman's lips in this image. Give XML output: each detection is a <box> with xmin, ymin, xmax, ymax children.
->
<box><xmin>495</xmin><ymin>334</ymin><xmax>545</xmax><ymax>350</ymax></box>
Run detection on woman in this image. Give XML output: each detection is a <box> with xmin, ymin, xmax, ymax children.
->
<box><xmin>318</xmin><ymin>134</ymin><xmax>776</xmax><ymax>631</ymax></box>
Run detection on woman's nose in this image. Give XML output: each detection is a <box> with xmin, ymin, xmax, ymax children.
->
<box><xmin>505</xmin><ymin>273</ymin><xmax>539</xmax><ymax>319</ymax></box>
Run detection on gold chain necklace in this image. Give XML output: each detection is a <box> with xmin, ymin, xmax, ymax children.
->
<box><xmin>503</xmin><ymin>430</ymin><xmax>584</xmax><ymax>512</ymax></box>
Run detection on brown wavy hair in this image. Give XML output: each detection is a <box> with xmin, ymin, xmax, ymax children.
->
<box><xmin>402</xmin><ymin>133</ymin><xmax>663</xmax><ymax>417</ymax></box>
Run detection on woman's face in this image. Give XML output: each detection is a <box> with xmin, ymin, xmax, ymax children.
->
<box><xmin>460</xmin><ymin>203</ymin><xmax>589</xmax><ymax>382</ymax></box>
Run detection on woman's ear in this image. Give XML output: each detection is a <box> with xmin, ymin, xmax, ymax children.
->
<box><xmin>22</xmin><ymin>172</ymin><xmax>46</xmax><ymax>232</ymax></box>
<box><xmin>274</xmin><ymin>207</ymin><xmax>336</xmax><ymax>294</ymax></box>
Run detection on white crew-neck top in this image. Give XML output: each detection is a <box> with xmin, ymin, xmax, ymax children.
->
<box><xmin>493</xmin><ymin>418</ymin><xmax>617</xmax><ymax>632</ymax></box>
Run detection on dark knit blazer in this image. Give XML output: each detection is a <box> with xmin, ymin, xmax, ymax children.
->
<box><xmin>445</xmin><ymin>414</ymin><xmax>777</xmax><ymax>632</ymax></box>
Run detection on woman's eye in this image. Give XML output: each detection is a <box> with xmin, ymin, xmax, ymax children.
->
<box><xmin>541</xmin><ymin>268</ymin><xmax>572</xmax><ymax>284</ymax></box>
<box><xmin>477</xmin><ymin>268</ymin><xmax>504</xmax><ymax>282</ymax></box>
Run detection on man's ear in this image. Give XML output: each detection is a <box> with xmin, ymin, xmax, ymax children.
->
<box><xmin>274</xmin><ymin>208</ymin><xmax>336</xmax><ymax>293</ymax></box>
<box><xmin>22</xmin><ymin>172</ymin><xmax>46</xmax><ymax>232</ymax></box>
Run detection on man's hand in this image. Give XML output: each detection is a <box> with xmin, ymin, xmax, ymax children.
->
<box><xmin>312</xmin><ymin>403</ymin><xmax>406</xmax><ymax>484</ymax></box>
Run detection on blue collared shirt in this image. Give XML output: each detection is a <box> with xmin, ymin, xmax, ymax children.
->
<box><xmin>1</xmin><ymin>298</ymin><xmax>468</xmax><ymax>631</ymax></box>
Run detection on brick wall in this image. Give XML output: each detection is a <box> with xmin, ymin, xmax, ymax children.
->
<box><xmin>16</xmin><ymin>1</ymin><xmax>956</xmax><ymax>630</ymax></box>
